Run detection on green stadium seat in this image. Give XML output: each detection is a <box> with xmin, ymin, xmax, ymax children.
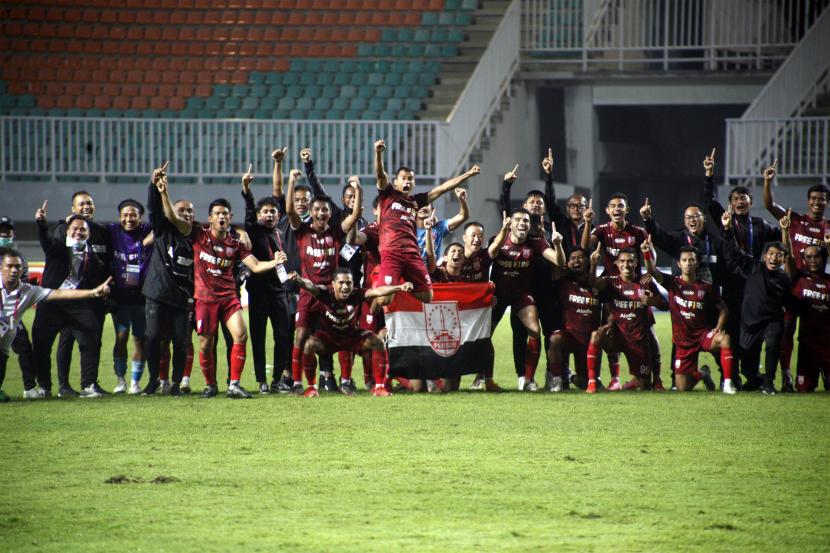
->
<box><xmin>224</xmin><ymin>97</ymin><xmax>242</xmax><ymax>110</ymax></box>
<box><xmin>323</xmin><ymin>60</ymin><xmax>339</xmax><ymax>73</ymax></box>
<box><xmin>445</xmin><ymin>0</ymin><xmax>461</xmax><ymax>9</ymax></box>
<box><xmin>448</xmin><ymin>29</ymin><xmax>465</xmax><ymax>42</ymax></box>
<box><xmin>282</xmin><ymin>73</ymin><xmax>300</xmax><ymax>85</ymax></box>
<box><xmin>377</xmin><ymin>85</ymin><xmax>393</xmax><ymax>98</ymax></box>
<box><xmin>361</xmin><ymin>111</ymin><xmax>379</xmax><ymax>120</ymax></box>
<box><xmin>326</xmin><ymin>110</ymin><xmax>343</xmax><ymax>120</ymax></box>
<box><xmin>349</xmin><ymin>98</ymin><xmax>367</xmax><ymax>110</ymax></box>
<box><xmin>432</xmin><ymin>28</ymin><xmax>449</xmax><ymax>42</ymax></box>
<box><xmin>305</xmin><ymin>85</ymin><xmax>322</xmax><ymax>98</ymax></box>
<box><xmin>250</xmin><ymin>85</ymin><xmax>267</xmax><ymax>98</ymax></box>
<box><xmin>271</xmin><ymin>109</ymin><xmax>289</xmax><ymax>119</ymax></box>
<box><xmin>357</xmin><ymin>87</ymin><xmax>374</xmax><ymax>99</ymax></box>
<box><xmin>462</xmin><ymin>0</ymin><xmax>478</xmax><ymax>9</ymax></box>
<box><xmin>232</xmin><ymin>85</ymin><xmax>250</xmax><ymax>97</ymax></box>
<box><xmin>187</xmin><ymin>97</ymin><xmax>206</xmax><ymax>109</ymax></box>
<box><xmin>254</xmin><ymin>110</ymin><xmax>272</xmax><ymax>120</ymax></box>
<box><xmin>265</xmin><ymin>73</ymin><xmax>282</xmax><ymax>85</ymax></box>
<box><xmin>214</xmin><ymin>85</ymin><xmax>232</xmax><ymax>97</ymax></box>
<box><xmin>332</xmin><ymin>73</ymin><xmax>349</xmax><ymax>86</ymax></box>
<box><xmin>332</xmin><ymin>97</ymin><xmax>349</xmax><ymax>110</ymax></box>
<box><xmin>341</xmin><ymin>85</ymin><xmax>357</xmax><ymax>98</ymax></box>
<box><xmin>343</xmin><ymin>109</ymin><xmax>360</xmax><ymax>119</ymax></box>
<box><xmin>292</xmin><ymin>60</ymin><xmax>307</xmax><ymax>72</ymax></box>
<box><xmin>439</xmin><ymin>12</ymin><xmax>455</xmax><ymax>25</ymax></box>
<box><xmin>368</xmin><ymin>73</ymin><xmax>383</xmax><ymax>86</ymax></box>
<box><xmin>379</xmin><ymin>110</ymin><xmax>397</xmax><ymax>120</ymax></box>
<box><xmin>404</xmin><ymin>98</ymin><xmax>423</xmax><ymax>112</ymax></box>
<box><xmin>277</xmin><ymin>97</ymin><xmax>295</xmax><ymax>110</ymax></box>
<box><xmin>398</xmin><ymin>110</ymin><xmax>415</xmax><ymax>119</ymax></box>
<box><xmin>398</xmin><ymin>28</ymin><xmax>415</xmax><ymax>43</ymax></box>
<box><xmin>322</xmin><ymin>87</ymin><xmax>338</xmax><ymax>99</ymax></box>
<box><xmin>286</xmin><ymin>86</ymin><xmax>303</xmax><ymax>99</ymax></box>
<box><xmin>206</xmin><ymin>97</ymin><xmax>222</xmax><ymax>110</ymax></box>
<box><xmin>266</xmin><ymin>85</ymin><xmax>286</xmax><ymax>98</ymax></box>
<box><xmin>242</xmin><ymin>97</ymin><xmax>259</xmax><ymax>110</ymax></box>
<box><xmin>414</xmin><ymin>29</ymin><xmax>430</xmax><ymax>42</ymax></box>
<box><xmin>387</xmin><ymin>98</ymin><xmax>403</xmax><ymax>111</ymax></box>
<box><xmin>300</xmin><ymin>73</ymin><xmax>316</xmax><ymax>86</ymax></box>
<box><xmin>260</xmin><ymin>96</ymin><xmax>278</xmax><ymax>110</ymax></box>
<box><xmin>368</xmin><ymin>98</ymin><xmax>386</xmax><ymax>111</ymax></box>
<box><xmin>307</xmin><ymin>110</ymin><xmax>324</xmax><ymax>120</ymax></box>
<box><xmin>296</xmin><ymin>97</ymin><xmax>313</xmax><ymax>110</ymax></box>
<box><xmin>456</xmin><ymin>13</ymin><xmax>473</xmax><ymax>25</ymax></box>
<box><xmin>249</xmin><ymin>72</ymin><xmax>266</xmax><ymax>84</ymax></box>
<box><xmin>422</xmin><ymin>12</ymin><xmax>439</xmax><ymax>25</ymax></box>
<box><xmin>313</xmin><ymin>98</ymin><xmax>331</xmax><ymax>110</ymax></box>
<box><xmin>382</xmin><ymin>28</ymin><xmax>398</xmax><ymax>42</ymax></box>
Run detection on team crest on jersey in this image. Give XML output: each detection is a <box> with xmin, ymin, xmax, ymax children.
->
<box><xmin>523</xmin><ymin>248</ymin><xmax>531</xmax><ymax>258</ymax></box>
<box><xmin>424</xmin><ymin>301</ymin><xmax>461</xmax><ymax>357</ymax></box>
<box><xmin>697</xmin><ymin>290</ymin><xmax>705</xmax><ymax>299</ymax></box>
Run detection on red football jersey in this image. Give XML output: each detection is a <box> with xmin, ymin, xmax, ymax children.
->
<box><xmin>603</xmin><ymin>275</ymin><xmax>659</xmax><ymax>342</ymax></box>
<box><xmin>591</xmin><ymin>222</ymin><xmax>648</xmax><ymax>275</ymax></box>
<box><xmin>313</xmin><ymin>287</ymin><xmax>367</xmax><ymax>334</ymax></box>
<box><xmin>788</xmin><ymin>212</ymin><xmax>828</xmax><ymax>271</ymax></box>
<box><xmin>791</xmin><ymin>271</ymin><xmax>830</xmax><ymax>343</ymax></box>
<box><xmin>459</xmin><ymin>249</ymin><xmax>492</xmax><ymax>283</ymax></box>
<box><xmin>295</xmin><ymin>220</ymin><xmax>346</xmax><ymax>285</ymax></box>
<box><xmin>558</xmin><ymin>276</ymin><xmax>599</xmax><ymax>339</ymax></box>
<box><xmin>377</xmin><ymin>186</ymin><xmax>429</xmax><ymax>257</ymax></box>
<box><xmin>662</xmin><ymin>275</ymin><xmax>720</xmax><ymax>348</ymax></box>
<box><xmin>491</xmin><ymin>234</ymin><xmax>551</xmax><ymax>294</ymax></box>
<box><xmin>191</xmin><ymin>226</ymin><xmax>251</xmax><ymax>301</ymax></box>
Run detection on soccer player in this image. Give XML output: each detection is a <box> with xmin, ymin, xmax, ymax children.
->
<box><xmin>286</xmin><ymin>167</ymin><xmax>362</xmax><ymax>395</ymax></box>
<box><xmin>415</xmin><ymin>187</ymin><xmax>470</xmax><ymax>261</ymax></box>
<box><xmin>288</xmin><ymin>269</ymin><xmax>413</xmax><ymax>397</ymax></box>
<box><xmin>587</xmin><ymin>248</ymin><xmax>668</xmax><ymax>393</ymax></box>
<box><xmin>641</xmin><ymin>238</ymin><xmax>737</xmax><ymax>394</ymax></box>
<box><xmin>763</xmin><ymin>161</ymin><xmax>829</xmax><ymax>391</ymax></box>
<box><xmin>142</xmin><ymin>163</ymin><xmax>195</xmax><ymax>396</ymax></box>
<box><xmin>721</xmin><ymin>211</ymin><xmax>795</xmax><ymax>394</ymax></box>
<box><xmin>490</xmin><ymin>208</ymin><xmax>565</xmax><ymax>391</ymax></box>
<box><xmin>241</xmin><ymin>156</ymin><xmax>291</xmax><ymax>395</ymax></box>
<box><xmin>0</xmin><ymin>248</ymin><xmax>113</xmax><ymax>402</ymax></box>
<box><xmin>373</xmin><ymin>138</ymin><xmax>480</xmax><ymax>303</ymax></box>
<box><xmin>107</xmin><ymin>199</ymin><xmax>153</xmax><ymax>394</ymax></box>
<box><xmin>786</xmin><ymin>233</ymin><xmax>830</xmax><ymax>392</ymax></box>
<box><xmin>161</xmin><ymin>165</ymin><xmax>285</xmax><ymax>399</ymax></box>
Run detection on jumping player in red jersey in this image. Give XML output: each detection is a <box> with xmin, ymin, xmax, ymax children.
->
<box><xmin>763</xmin><ymin>160</ymin><xmax>829</xmax><ymax>391</ymax></box>
<box><xmin>159</xmin><ymin>165</ymin><xmax>285</xmax><ymax>399</ymax></box>
<box><xmin>288</xmin><ymin>268</ymin><xmax>412</xmax><ymax>397</ymax></box>
<box><xmin>587</xmin><ymin>248</ymin><xmax>668</xmax><ymax>393</ymax></box>
<box><xmin>547</xmin><ymin>245</ymin><xmax>601</xmax><ymax>392</ymax></box>
<box><xmin>490</xmin><ymin>208</ymin><xmax>565</xmax><ymax>391</ymax></box>
<box><xmin>373</xmin><ymin>139</ymin><xmax>480</xmax><ymax>303</ymax></box>
<box><xmin>286</xmin><ymin>168</ymin><xmax>362</xmax><ymax>393</ymax></box>
<box><xmin>781</xmin><ymin>213</ymin><xmax>830</xmax><ymax>392</ymax></box>
<box><xmin>641</xmin><ymin>237</ymin><xmax>737</xmax><ymax>394</ymax></box>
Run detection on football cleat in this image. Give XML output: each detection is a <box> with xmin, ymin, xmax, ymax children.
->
<box><xmin>722</xmin><ymin>380</ymin><xmax>737</xmax><ymax>395</ymax></box>
<box><xmin>484</xmin><ymin>379</ymin><xmax>503</xmax><ymax>392</ymax></box>
<box><xmin>699</xmin><ymin>365</ymin><xmax>716</xmax><ymax>391</ymax></box>
<box><xmin>607</xmin><ymin>378</ymin><xmax>622</xmax><ymax>391</ymax></box>
<box><xmin>586</xmin><ymin>380</ymin><xmax>597</xmax><ymax>394</ymax></box>
<box><xmin>201</xmin><ymin>384</ymin><xmax>219</xmax><ymax>398</ymax></box>
<box><xmin>227</xmin><ymin>383</ymin><xmax>253</xmax><ymax>399</ymax></box>
<box><xmin>303</xmin><ymin>386</ymin><xmax>319</xmax><ymax>398</ymax></box>
<box><xmin>550</xmin><ymin>376</ymin><xmax>563</xmax><ymax>393</ymax></box>
<box><xmin>371</xmin><ymin>385</ymin><xmax>392</xmax><ymax>397</ymax></box>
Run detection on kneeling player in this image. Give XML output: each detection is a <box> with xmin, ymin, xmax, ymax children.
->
<box><xmin>289</xmin><ymin>269</ymin><xmax>413</xmax><ymax>397</ymax></box>
<box><xmin>588</xmin><ymin>248</ymin><xmax>667</xmax><ymax>392</ymax></box>
<box><xmin>642</xmin><ymin>239</ymin><xmax>737</xmax><ymax>394</ymax></box>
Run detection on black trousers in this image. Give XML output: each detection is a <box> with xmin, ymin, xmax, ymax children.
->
<box><xmin>54</xmin><ymin>302</ymin><xmax>105</xmax><ymax>387</ymax></box>
<box><xmin>248</xmin><ymin>292</ymin><xmax>290</xmax><ymax>383</ymax></box>
<box><xmin>32</xmin><ymin>300</ymin><xmax>103</xmax><ymax>390</ymax></box>
<box><xmin>0</xmin><ymin>352</ymin><xmax>6</xmax><ymax>389</ymax></box>
<box><xmin>740</xmin><ymin>320</ymin><xmax>784</xmax><ymax>386</ymax></box>
<box><xmin>145</xmin><ymin>298</ymin><xmax>192</xmax><ymax>384</ymax></box>
<box><xmin>12</xmin><ymin>322</ymin><xmax>37</xmax><ymax>390</ymax></box>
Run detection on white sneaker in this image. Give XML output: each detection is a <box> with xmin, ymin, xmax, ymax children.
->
<box><xmin>79</xmin><ymin>384</ymin><xmax>102</xmax><ymax>398</ymax></box>
<box><xmin>722</xmin><ymin>379</ymin><xmax>737</xmax><ymax>395</ymax></box>
<box><xmin>550</xmin><ymin>376</ymin><xmax>563</xmax><ymax>393</ymax></box>
<box><xmin>113</xmin><ymin>377</ymin><xmax>127</xmax><ymax>394</ymax></box>
<box><xmin>23</xmin><ymin>387</ymin><xmax>46</xmax><ymax>399</ymax></box>
<box><xmin>523</xmin><ymin>379</ymin><xmax>539</xmax><ymax>392</ymax></box>
<box><xmin>517</xmin><ymin>376</ymin><xmax>526</xmax><ymax>391</ymax></box>
<box><xmin>128</xmin><ymin>381</ymin><xmax>142</xmax><ymax>395</ymax></box>
<box><xmin>180</xmin><ymin>376</ymin><xmax>191</xmax><ymax>393</ymax></box>
<box><xmin>470</xmin><ymin>376</ymin><xmax>484</xmax><ymax>390</ymax></box>
<box><xmin>159</xmin><ymin>380</ymin><xmax>172</xmax><ymax>395</ymax></box>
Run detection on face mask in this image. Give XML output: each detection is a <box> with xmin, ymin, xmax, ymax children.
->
<box><xmin>0</xmin><ymin>237</ymin><xmax>13</xmax><ymax>247</ymax></box>
<box><xmin>65</xmin><ymin>237</ymin><xmax>87</xmax><ymax>251</ymax></box>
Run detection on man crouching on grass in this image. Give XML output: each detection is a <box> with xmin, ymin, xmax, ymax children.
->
<box><xmin>289</xmin><ymin>268</ymin><xmax>413</xmax><ymax>397</ymax></box>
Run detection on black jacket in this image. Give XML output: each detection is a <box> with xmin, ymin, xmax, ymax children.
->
<box><xmin>38</xmin><ymin>218</ymin><xmax>108</xmax><ymax>291</ymax></box>
<box><xmin>643</xmin><ymin>218</ymin><xmax>731</xmax><ymax>286</ymax></box>
<box><xmin>242</xmin><ymin>188</ymin><xmax>285</xmax><ymax>298</ymax></box>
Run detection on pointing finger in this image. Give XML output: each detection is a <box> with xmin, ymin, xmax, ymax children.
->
<box><xmin>547</xmin><ymin>148</ymin><xmax>552</xmax><ymax>160</ymax></box>
<box><xmin>588</xmin><ymin>199</ymin><xmax>592</xmax><ymax>210</ymax></box>
<box><xmin>510</xmin><ymin>163</ymin><xmax>519</xmax><ymax>176</ymax></box>
<box><xmin>772</xmin><ymin>159</ymin><xmax>778</xmax><ymax>170</ymax></box>
<box><xmin>41</xmin><ymin>200</ymin><xmax>48</xmax><ymax>211</ymax></box>
<box><xmin>710</xmin><ymin>147</ymin><xmax>716</xmax><ymax>160</ymax></box>
<box><xmin>644</xmin><ymin>197</ymin><xmax>650</xmax><ymax>206</ymax></box>
<box><xmin>161</xmin><ymin>160</ymin><xmax>169</xmax><ymax>172</ymax></box>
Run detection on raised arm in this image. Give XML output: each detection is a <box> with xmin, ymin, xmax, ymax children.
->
<box><xmin>488</xmin><ymin>213</ymin><xmax>511</xmax><ymax>259</ymax></box>
<box><xmin>153</xmin><ymin>163</ymin><xmax>191</xmax><ymax>236</ymax></box>
<box><xmin>640</xmin><ymin>234</ymin><xmax>664</xmax><ymax>284</ymax></box>
<box><xmin>340</xmin><ymin>176</ymin><xmax>362</xmax><ymax>234</ymax></box>
<box><xmin>285</xmin><ymin>168</ymin><xmax>303</xmax><ymax>230</ymax></box>
<box><xmin>762</xmin><ymin>160</ymin><xmax>787</xmax><ymax>219</ymax></box>
<box><xmin>35</xmin><ymin>200</ymin><xmax>61</xmax><ymax>255</ymax></box>
<box><xmin>701</xmin><ymin>147</ymin><xmax>726</xmax><ymax>221</ymax></box>
<box><xmin>542</xmin><ymin>149</ymin><xmax>561</xmax><ymax>222</ymax></box>
<box><xmin>300</xmin><ymin>148</ymin><xmax>326</xmax><ymax>198</ymax></box>
<box><xmin>375</xmin><ymin>139</ymin><xmax>389</xmax><ymax>190</ymax></box>
<box><xmin>446</xmin><ymin>187</ymin><xmax>469</xmax><ymax>232</ymax></box>
<box><xmin>365</xmin><ymin>281</ymin><xmax>413</xmax><ymax>299</ymax></box>
<box><xmin>720</xmin><ymin>210</ymin><xmax>756</xmax><ymax>278</ymax></box>
<box><xmin>588</xmin><ymin>242</ymin><xmax>601</xmax><ymax>288</ymax></box>
<box><xmin>581</xmin><ymin>199</ymin><xmax>596</xmax><ymax>250</ymax></box>
<box><xmin>541</xmin><ymin>222</ymin><xmax>565</xmax><ymax>267</ymax></box>
<box><xmin>640</xmin><ymin>198</ymin><xmax>681</xmax><ymax>255</ymax></box>
<box><xmin>272</xmin><ymin>147</ymin><xmax>286</xmax><ymax>198</ymax></box>
<box><xmin>426</xmin><ymin>165</ymin><xmax>481</xmax><ymax>204</ymax></box>
<box><xmin>499</xmin><ymin>164</ymin><xmax>518</xmax><ymax>215</ymax></box>
<box><xmin>779</xmin><ymin>209</ymin><xmax>797</xmax><ymax>276</ymax></box>
<box><xmin>424</xmin><ymin>218</ymin><xmax>437</xmax><ymax>273</ymax></box>
<box><xmin>240</xmin><ymin>164</ymin><xmax>258</xmax><ymax>230</ymax></box>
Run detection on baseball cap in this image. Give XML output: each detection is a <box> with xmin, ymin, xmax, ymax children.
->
<box><xmin>0</xmin><ymin>216</ymin><xmax>13</xmax><ymax>230</ymax></box>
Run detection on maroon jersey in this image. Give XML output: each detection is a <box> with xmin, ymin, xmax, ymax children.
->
<box><xmin>377</xmin><ymin>186</ymin><xmax>429</xmax><ymax>257</ymax></box>
<box><xmin>603</xmin><ymin>275</ymin><xmax>659</xmax><ymax>342</ymax></box>
<box><xmin>430</xmin><ymin>266</ymin><xmax>465</xmax><ymax>283</ymax></box>
<box><xmin>491</xmin><ymin>234</ymin><xmax>551</xmax><ymax>294</ymax></box>
<box><xmin>791</xmin><ymin>271</ymin><xmax>830</xmax><ymax>343</ymax></box>
<box><xmin>558</xmin><ymin>276</ymin><xmax>599</xmax><ymax>339</ymax></box>
<box><xmin>662</xmin><ymin>275</ymin><xmax>720</xmax><ymax>348</ymax></box>
<box><xmin>361</xmin><ymin>222</ymin><xmax>381</xmax><ymax>285</ymax></box>
<box><xmin>459</xmin><ymin>249</ymin><xmax>492</xmax><ymax>282</ymax></box>
<box><xmin>295</xmin><ymin>221</ymin><xmax>346</xmax><ymax>285</ymax></box>
<box><xmin>191</xmin><ymin>226</ymin><xmax>251</xmax><ymax>302</ymax></box>
<box><xmin>591</xmin><ymin>222</ymin><xmax>648</xmax><ymax>275</ymax></box>
<box><xmin>313</xmin><ymin>287</ymin><xmax>367</xmax><ymax>334</ymax></box>
<box><xmin>788</xmin><ymin>212</ymin><xmax>828</xmax><ymax>271</ymax></box>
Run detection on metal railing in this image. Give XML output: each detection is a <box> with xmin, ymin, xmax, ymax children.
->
<box><xmin>0</xmin><ymin>117</ymin><xmax>442</xmax><ymax>185</ymax></box>
<box><xmin>439</xmin><ymin>0</ymin><xmax>520</xmax><ymax>177</ymax></box>
<box><xmin>522</xmin><ymin>0</ymin><xmax>828</xmax><ymax>71</ymax></box>
<box><xmin>725</xmin><ymin>117</ymin><xmax>829</xmax><ymax>185</ymax></box>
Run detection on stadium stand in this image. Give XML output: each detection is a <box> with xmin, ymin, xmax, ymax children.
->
<box><xmin>0</xmin><ymin>0</ymin><xmax>480</xmax><ymax>120</ymax></box>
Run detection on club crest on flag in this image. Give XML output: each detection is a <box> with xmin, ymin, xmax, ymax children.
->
<box><xmin>423</xmin><ymin>301</ymin><xmax>462</xmax><ymax>357</ymax></box>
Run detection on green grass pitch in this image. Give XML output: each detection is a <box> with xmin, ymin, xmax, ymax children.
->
<box><xmin>1</xmin><ymin>310</ymin><xmax>829</xmax><ymax>552</ymax></box>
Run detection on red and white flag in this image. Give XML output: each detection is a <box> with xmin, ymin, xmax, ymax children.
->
<box><xmin>385</xmin><ymin>282</ymin><xmax>494</xmax><ymax>379</ymax></box>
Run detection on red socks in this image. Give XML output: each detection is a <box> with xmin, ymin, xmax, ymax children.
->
<box><xmin>200</xmin><ymin>350</ymin><xmax>216</xmax><ymax>385</ymax></box>
<box><xmin>721</xmin><ymin>347</ymin><xmax>734</xmax><ymax>380</ymax></box>
<box><xmin>291</xmin><ymin>346</ymin><xmax>303</xmax><ymax>383</ymax></box>
<box><xmin>587</xmin><ymin>342</ymin><xmax>601</xmax><ymax>381</ymax></box>
<box><xmin>338</xmin><ymin>351</ymin><xmax>353</xmax><ymax>380</ymax></box>
<box><xmin>372</xmin><ymin>348</ymin><xmax>388</xmax><ymax>386</ymax></box>
<box><xmin>159</xmin><ymin>348</ymin><xmax>170</xmax><ymax>380</ymax></box>
<box><xmin>230</xmin><ymin>343</ymin><xmax>246</xmax><ymax>382</ymax></box>
<box><xmin>302</xmin><ymin>352</ymin><xmax>317</xmax><ymax>386</ymax></box>
<box><xmin>523</xmin><ymin>337</ymin><xmax>541</xmax><ymax>380</ymax></box>
<box><xmin>183</xmin><ymin>342</ymin><xmax>194</xmax><ymax>378</ymax></box>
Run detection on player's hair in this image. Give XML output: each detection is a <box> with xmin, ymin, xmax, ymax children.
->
<box><xmin>117</xmin><ymin>198</ymin><xmax>144</xmax><ymax>216</ymax></box>
<box><xmin>372</xmin><ymin>195</ymin><xmax>380</xmax><ymax>209</ymax></box>
<box><xmin>510</xmin><ymin>207</ymin><xmax>531</xmax><ymax>218</ymax></box>
<box><xmin>762</xmin><ymin>241</ymin><xmax>787</xmax><ymax>255</ymax></box>
<box><xmin>678</xmin><ymin>246</ymin><xmax>699</xmax><ymax>259</ymax></box>
<box><xmin>71</xmin><ymin>190</ymin><xmax>92</xmax><ymax>202</ymax></box>
<box><xmin>66</xmin><ymin>214</ymin><xmax>90</xmax><ymax>229</ymax></box>
<box><xmin>395</xmin><ymin>166</ymin><xmax>414</xmax><ymax>178</ymax></box>
<box><xmin>608</xmin><ymin>192</ymin><xmax>628</xmax><ymax>205</ymax></box>
<box><xmin>801</xmin><ymin>244</ymin><xmax>822</xmax><ymax>257</ymax></box>
<box><xmin>807</xmin><ymin>184</ymin><xmax>830</xmax><ymax>198</ymax></box>
<box><xmin>617</xmin><ymin>247</ymin><xmax>637</xmax><ymax>257</ymax></box>
<box><xmin>684</xmin><ymin>203</ymin><xmax>704</xmax><ymax>212</ymax></box>
<box><xmin>311</xmin><ymin>194</ymin><xmax>332</xmax><ymax>209</ymax></box>
<box><xmin>567</xmin><ymin>193</ymin><xmax>586</xmax><ymax>204</ymax></box>
<box><xmin>334</xmin><ymin>267</ymin><xmax>353</xmax><ymax>278</ymax></box>
<box><xmin>444</xmin><ymin>242</ymin><xmax>464</xmax><ymax>256</ymax></box>
<box><xmin>208</xmin><ymin>198</ymin><xmax>232</xmax><ymax>214</ymax></box>
<box><xmin>341</xmin><ymin>183</ymin><xmax>357</xmax><ymax>199</ymax></box>
<box><xmin>463</xmin><ymin>221</ymin><xmax>484</xmax><ymax>233</ymax></box>
<box><xmin>0</xmin><ymin>247</ymin><xmax>21</xmax><ymax>261</ymax></box>
<box><xmin>255</xmin><ymin>196</ymin><xmax>279</xmax><ymax>212</ymax></box>
<box><xmin>294</xmin><ymin>183</ymin><xmax>312</xmax><ymax>195</ymax></box>
<box><xmin>728</xmin><ymin>186</ymin><xmax>753</xmax><ymax>202</ymax></box>
<box><xmin>525</xmin><ymin>190</ymin><xmax>545</xmax><ymax>200</ymax></box>
<box><xmin>568</xmin><ymin>247</ymin><xmax>588</xmax><ymax>257</ymax></box>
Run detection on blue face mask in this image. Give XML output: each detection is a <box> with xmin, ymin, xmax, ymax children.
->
<box><xmin>0</xmin><ymin>237</ymin><xmax>12</xmax><ymax>247</ymax></box>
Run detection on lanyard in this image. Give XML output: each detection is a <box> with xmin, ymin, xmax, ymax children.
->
<box><xmin>686</xmin><ymin>233</ymin><xmax>710</xmax><ymax>258</ymax></box>
<box><xmin>0</xmin><ymin>284</ymin><xmax>22</xmax><ymax>322</ymax></box>
<box><xmin>733</xmin><ymin>215</ymin><xmax>753</xmax><ymax>253</ymax></box>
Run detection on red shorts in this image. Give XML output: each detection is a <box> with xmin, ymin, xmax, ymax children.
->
<box><xmin>194</xmin><ymin>297</ymin><xmax>242</xmax><ymax>336</ymax></box>
<box><xmin>377</xmin><ymin>252</ymin><xmax>432</xmax><ymax>293</ymax></box>
<box><xmin>295</xmin><ymin>289</ymin><xmax>319</xmax><ymax>329</ymax></box>
<box><xmin>674</xmin><ymin>330</ymin><xmax>717</xmax><ymax>375</ymax></box>
<box><xmin>358</xmin><ymin>300</ymin><xmax>385</xmax><ymax>332</ymax></box>
<box><xmin>492</xmin><ymin>292</ymin><xmax>536</xmax><ymax>328</ymax></box>
<box><xmin>312</xmin><ymin>328</ymin><xmax>373</xmax><ymax>355</ymax></box>
<box><xmin>796</xmin><ymin>341</ymin><xmax>830</xmax><ymax>392</ymax></box>
<box><xmin>608</xmin><ymin>333</ymin><xmax>651</xmax><ymax>377</ymax></box>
